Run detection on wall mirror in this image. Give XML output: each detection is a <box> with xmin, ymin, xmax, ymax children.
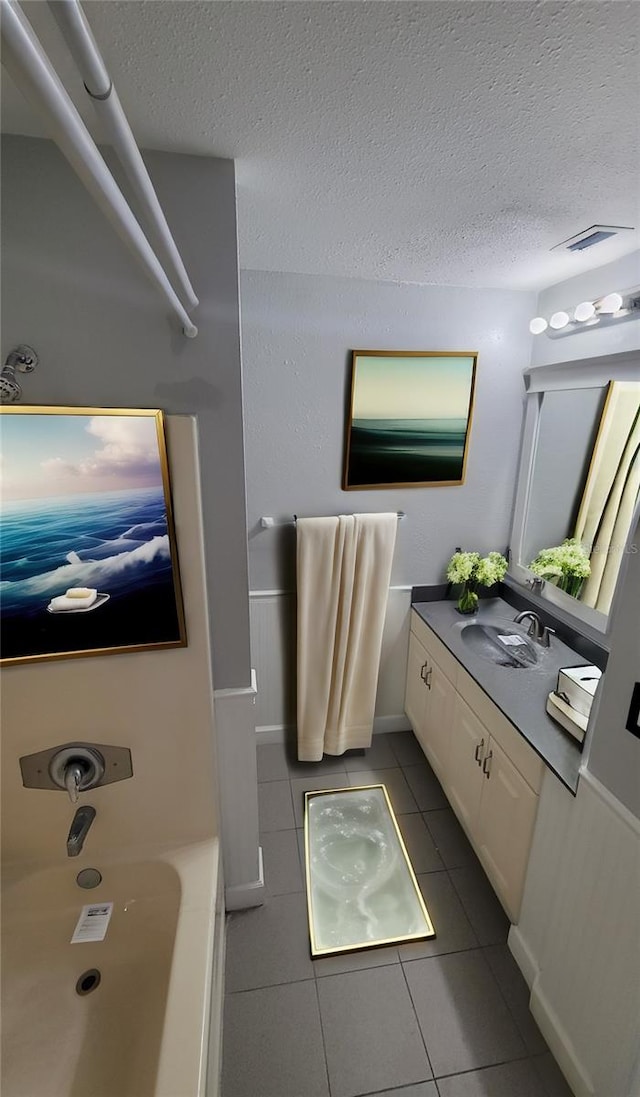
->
<box><xmin>509</xmin><ymin>353</ymin><xmax>640</xmax><ymax>635</ymax></box>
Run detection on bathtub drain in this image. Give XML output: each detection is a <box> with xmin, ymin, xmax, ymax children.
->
<box><xmin>76</xmin><ymin>969</ymin><xmax>101</xmax><ymax>996</ymax></box>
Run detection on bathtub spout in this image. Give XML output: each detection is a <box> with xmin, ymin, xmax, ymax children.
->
<box><xmin>67</xmin><ymin>806</ymin><xmax>96</xmax><ymax>857</ymax></box>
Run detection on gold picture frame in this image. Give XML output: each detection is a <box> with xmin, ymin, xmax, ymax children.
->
<box><xmin>343</xmin><ymin>350</ymin><xmax>478</xmax><ymax>490</ymax></box>
<box><xmin>0</xmin><ymin>406</ymin><xmax>186</xmax><ymax>666</ymax></box>
<box><xmin>304</xmin><ymin>784</ymin><xmax>435</xmax><ymax>957</ymax></box>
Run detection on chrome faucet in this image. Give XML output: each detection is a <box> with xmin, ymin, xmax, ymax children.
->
<box><xmin>514</xmin><ymin>610</ymin><xmax>556</xmax><ymax>648</ymax></box>
<box><xmin>67</xmin><ymin>805</ymin><xmax>96</xmax><ymax>857</ymax></box>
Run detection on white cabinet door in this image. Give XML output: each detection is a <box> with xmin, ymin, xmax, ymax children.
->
<box><xmin>475</xmin><ymin>736</ymin><xmax>539</xmax><ymax>921</ymax></box>
<box><xmin>405</xmin><ymin>631</ymin><xmax>429</xmax><ymax>740</ymax></box>
<box><xmin>423</xmin><ymin>655</ymin><xmax>455</xmax><ymax>782</ymax></box>
<box><xmin>447</xmin><ymin>696</ymin><xmax>485</xmax><ymax>836</ymax></box>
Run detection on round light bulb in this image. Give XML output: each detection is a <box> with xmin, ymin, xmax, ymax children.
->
<box><xmin>529</xmin><ymin>317</ymin><xmax>548</xmax><ymax>335</ymax></box>
<box><xmin>549</xmin><ymin>311</ymin><xmax>570</xmax><ymax>330</ymax></box>
<box><xmin>574</xmin><ymin>301</ymin><xmax>595</xmax><ymax>322</ymax></box>
<box><xmin>598</xmin><ymin>292</ymin><xmax>623</xmax><ymax>314</ymax></box>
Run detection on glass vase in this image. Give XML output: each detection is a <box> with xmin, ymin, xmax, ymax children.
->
<box><xmin>456</xmin><ymin>582</ymin><xmax>479</xmax><ymax>615</ymax></box>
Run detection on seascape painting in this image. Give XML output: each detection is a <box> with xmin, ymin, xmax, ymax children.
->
<box><xmin>343</xmin><ymin>352</ymin><xmax>477</xmax><ymax>489</ymax></box>
<box><xmin>0</xmin><ymin>408</ymin><xmax>185</xmax><ymax>665</ymax></box>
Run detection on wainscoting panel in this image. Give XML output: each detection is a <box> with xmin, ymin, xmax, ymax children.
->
<box><xmin>249</xmin><ymin>586</ymin><xmax>413</xmax><ymax>737</ymax></box>
<box><xmin>510</xmin><ymin>768</ymin><xmax>640</xmax><ymax>1097</ymax></box>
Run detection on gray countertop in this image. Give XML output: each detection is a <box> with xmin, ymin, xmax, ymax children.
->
<box><xmin>412</xmin><ymin>597</ymin><xmax>589</xmax><ymax>794</ymax></box>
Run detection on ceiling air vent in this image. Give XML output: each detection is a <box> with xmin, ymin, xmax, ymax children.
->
<box><xmin>551</xmin><ymin>225</ymin><xmax>635</xmax><ymax>253</ymax></box>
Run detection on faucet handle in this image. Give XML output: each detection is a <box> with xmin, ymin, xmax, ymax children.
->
<box><xmin>541</xmin><ymin>626</ymin><xmax>556</xmax><ymax>648</ymax></box>
<box><xmin>64</xmin><ymin>762</ymin><xmax>85</xmax><ymax>804</ymax></box>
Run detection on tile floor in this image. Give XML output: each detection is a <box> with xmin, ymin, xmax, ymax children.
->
<box><xmin>222</xmin><ymin>732</ymin><xmax>573</xmax><ymax>1097</ymax></box>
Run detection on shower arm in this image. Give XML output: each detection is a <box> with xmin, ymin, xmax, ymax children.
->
<box><xmin>0</xmin><ymin>0</ymin><xmax>198</xmax><ymax>339</ymax></box>
<box><xmin>48</xmin><ymin>0</ymin><xmax>199</xmax><ymax>316</ymax></box>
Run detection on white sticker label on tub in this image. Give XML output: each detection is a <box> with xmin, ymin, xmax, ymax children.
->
<box><xmin>71</xmin><ymin>903</ymin><xmax>114</xmax><ymax>944</ymax></box>
<box><xmin>498</xmin><ymin>634</ymin><xmax>526</xmax><ymax>646</ymax></box>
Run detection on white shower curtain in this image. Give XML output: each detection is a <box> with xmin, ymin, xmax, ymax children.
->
<box><xmin>296</xmin><ymin>512</ymin><xmax>397</xmax><ymax>762</ymax></box>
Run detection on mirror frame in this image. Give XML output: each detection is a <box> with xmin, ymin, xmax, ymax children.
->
<box><xmin>509</xmin><ymin>350</ymin><xmax>640</xmax><ymax>637</ymax></box>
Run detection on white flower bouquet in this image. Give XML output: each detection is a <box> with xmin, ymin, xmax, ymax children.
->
<box><xmin>528</xmin><ymin>538</ymin><xmax>590</xmax><ymax>599</ymax></box>
<box><xmin>446</xmin><ymin>550</ymin><xmax>508</xmax><ymax>614</ymax></box>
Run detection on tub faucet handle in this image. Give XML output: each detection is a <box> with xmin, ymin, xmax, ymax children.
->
<box><xmin>64</xmin><ymin>762</ymin><xmax>85</xmax><ymax>804</ymax></box>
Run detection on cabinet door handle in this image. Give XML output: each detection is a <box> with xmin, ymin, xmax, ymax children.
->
<box><xmin>420</xmin><ymin>661</ymin><xmax>428</xmax><ymax>682</ymax></box>
<box><xmin>482</xmin><ymin>750</ymin><xmax>493</xmax><ymax>778</ymax></box>
<box><xmin>474</xmin><ymin>738</ymin><xmax>485</xmax><ymax>765</ymax></box>
<box><xmin>424</xmin><ymin>666</ymin><xmax>432</xmax><ymax>690</ymax></box>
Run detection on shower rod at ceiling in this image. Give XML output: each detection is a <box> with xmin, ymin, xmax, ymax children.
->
<box><xmin>0</xmin><ymin>0</ymin><xmax>198</xmax><ymax>338</ymax></box>
<box><xmin>48</xmin><ymin>0</ymin><xmax>198</xmax><ymax>316</ymax></box>
<box><xmin>260</xmin><ymin>512</ymin><xmax>407</xmax><ymax>528</ymax></box>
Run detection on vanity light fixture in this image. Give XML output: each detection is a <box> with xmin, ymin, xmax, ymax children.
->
<box><xmin>574</xmin><ymin>301</ymin><xmax>596</xmax><ymax>322</ymax></box>
<box><xmin>599</xmin><ymin>292</ymin><xmax>623</xmax><ymax>314</ymax></box>
<box><xmin>529</xmin><ymin>288</ymin><xmax>640</xmax><ymax>336</ymax></box>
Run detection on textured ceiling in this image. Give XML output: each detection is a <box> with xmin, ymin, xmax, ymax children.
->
<box><xmin>2</xmin><ymin>1</ymin><xmax>639</xmax><ymax>289</ymax></box>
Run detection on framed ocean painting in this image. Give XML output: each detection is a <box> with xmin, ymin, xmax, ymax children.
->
<box><xmin>343</xmin><ymin>351</ymin><xmax>478</xmax><ymax>489</ymax></box>
<box><xmin>0</xmin><ymin>407</ymin><xmax>186</xmax><ymax>666</ymax></box>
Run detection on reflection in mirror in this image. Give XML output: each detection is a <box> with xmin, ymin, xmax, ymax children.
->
<box><xmin>518</xmin><ymin>378</ymin><xmax>640</xmax><ymax>622</ymax></box>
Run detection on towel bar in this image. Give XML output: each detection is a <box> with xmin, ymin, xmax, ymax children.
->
<box><xmin>260</xmin><ymin>512</ymin><xmax>406</xmax><ymax>529</ymax></box>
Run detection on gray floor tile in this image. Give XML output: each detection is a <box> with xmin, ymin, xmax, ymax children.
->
<box><xmin>343</xmin><ymin>733</ymin><xmax>397</xmax><ymax>770</ymax></box>
<box><xmin>437</xmin><ymin>1058</ymin><xmax>548</xmax><ymax>1097</ymax></box>
<box><xmin>258</xmin><ymin>779</ymin><xmax>295</xmax><ymax>832</ymax></box>
<box><xmin>296</xmin><ymin>826</ymin><xmax>306</xmax><ymax>870</ymax></box>
<box><xmin>397</xmin><ymin>812</ymin><xmax>445</xmax><ymax>874</ymax></box>
<box><xmin>403</xmin><ymin>763</ymin><xmax>449</xmax><ymax>811</ymax></box>
<box><xmin>423</xmin><ymin>808</ymin><xmax>478</xmax><ymax>869</ymax></box>
<box><xmin>257</xmin><ymin>741</ymin><xmax>290</xmax><ymax>782</ymax></box>
<box><xmin>317</xmin><ymin>966</ymin><xmax>432</xmax><ymax>1097</ymax></box>
<box><xmin>390</xmin><ymin>729</ymin><xmax>427</xmax><ymax>766</ymax></box>
<box><xmin>347</xmin><ymin>767</ymin><xmax>419</xmax><ymax>814</ymax></box>
<box><xmin>291</xmin><ymin>774</ymin><xmax>351</xmax><ymax>826</ymax></box>
<box><xmin>222</xmin><ymin>980</ymin><xmax>329</xmax><ymax>1097</ymax></box>
<box><xmin>225</xmin><ymin>892</ymin><xmax>314</xmax><ymax>991</ymax></box>
<box><xmin>404</xmin><ymin>951</ymin><xmax>526</xmax><ymax>1077</ymax></box>
<box><xmin>261</xmin><ymin>829</ymin><xmax>304</xmax><ymax>895</ymax></box>
<box><xmin>285</xmin><ymin>747</ymin><xmax>348</xmax><ymax>777</ymax></box>
<box><xmin>448</xmin><ymin>861</ymin><xmax>510</xmax><ymax>946</ymax></box>
<box><xmin>314</xmin><ymin>944</ymin><xmax>400</xmax><ymax>977</ymax></box>
<box><xmin>533</xmin><ymin>1052</ymin><xmax>575</xmax><ymax>1097</ymax></box>
<box><xmin>483</xmin><ymin>944</ymin><xmax>548</xmax><ymax>1056</ymax></box>
<box><xmin>398</xmin><ymin>871</ymin><xmax>477</xmax><ymax>961</ymax></box>
<box><xmin>361</xmin><ymin>1084</ymin><xmax>438</xmax><ymax>1097</ymax></box>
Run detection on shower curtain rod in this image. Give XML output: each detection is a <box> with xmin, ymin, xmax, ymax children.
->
<box><xmin>260</xmin><ymin>512</ymin><xmax>406</xmax><ymax>528</ymax></box>
<box><xmin>0</xmin><ymin>0</ymin><xmax>198</xmax><ymax>338</ymax></box>
<box><xmin>48</xmin><ymin>0</ymin><xmax>199</xmax><ymax>315</ymax></box>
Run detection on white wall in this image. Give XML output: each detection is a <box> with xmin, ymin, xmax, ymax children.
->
<box><xmin>243</xmin><ymin>269</ymin><xmax>535</xmax><ymax>592</ymax></box>
<box><xmin>1</xmin><ymin>418</ymin><xmax>219</xmax><ymax>866</ymax></box>
<box><xmin>1</xmin><ymin>135</ymin><xmax>251</xmax><ymax>691</ymax></box>
<box><xmin>1</xmin><ymin>137</ymin><xmax>261</xmax><ymax>899</ymax></box>
<box><xmin>530</xmin><ymin>250</ymin><xmax>640</xmax><ymax>368</ymax></box>
<box><xmin>241</xmin><ymin>268</ymin><xmax>535</xmax><ymax>730</ymax></box>
<box><xmin>510</xmin><ymin>769</ymin><xmax>640</xmax><ymax>1097</ymax></box>
<box><xmin>585</xmin><ymin>516</ymin><xmax>640</xmax><ymax>818</ymax></box>
<box><xmin>509</xmin><ymin>257</ymin><xmax>640</xmax><ymax>1097</ymax></box>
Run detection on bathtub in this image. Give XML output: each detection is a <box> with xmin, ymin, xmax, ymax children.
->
<box><xmin>1</xmin><ymin>839</ymin><xmax>223</xmax><ymax>1097</ymax></box>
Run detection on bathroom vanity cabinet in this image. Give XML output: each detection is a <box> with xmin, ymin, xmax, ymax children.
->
<box><xmin>405</xmin><ymin>609</ymin><xmax>544</xmax><ymax>921</ymax></box>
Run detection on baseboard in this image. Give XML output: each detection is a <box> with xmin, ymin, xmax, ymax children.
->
<box><xmin>509</xmin><ymin>920</ymin><xmax>595</xmax><ymax>1097</ymax></box>
<box><xmin>373</xmin><ymin>714</ymin><xmax>411</xmax><ymax>734</ymax></box>
<box><xmin>256</xmin><ymin>715</ymin><xmax>410</xmax><ymax>744</ymax></box>
<box><xmin>507</xmin><ymin>924</ymin><xmax>539</xmax><ymax>990</ymax></box>
<box><xmin>530</xmin><ymin>981</ymin><xmax>595</xmax><ymax>1097</ymax></box>
<box><xmin>224</xmin><ymin>847</ymin><xmax>265</xmax><ymax>911</ymax></box>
